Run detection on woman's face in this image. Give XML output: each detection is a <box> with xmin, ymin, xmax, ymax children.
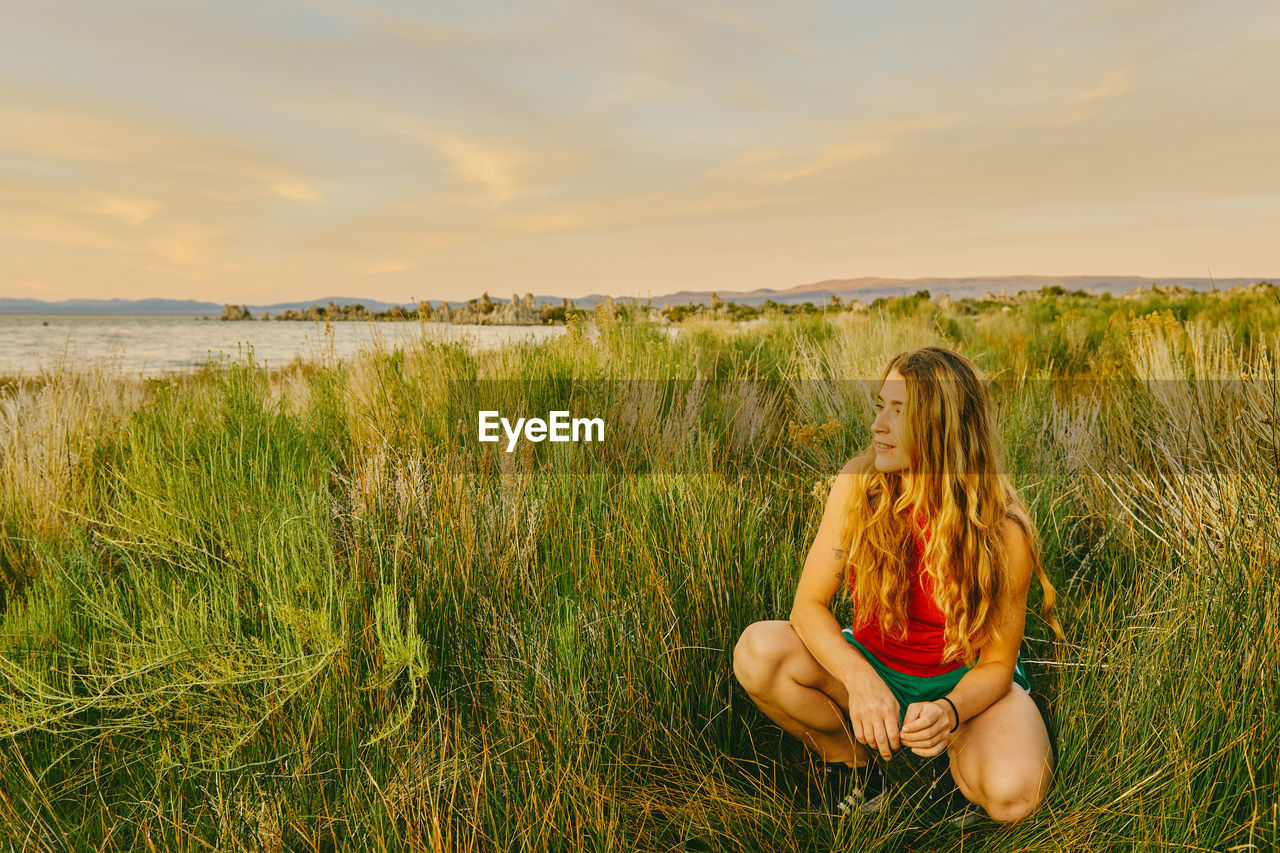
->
<box><xmin>872</xmin><ymin>368</ymin><xmax>911</xmax><ymax>474</ymax></box>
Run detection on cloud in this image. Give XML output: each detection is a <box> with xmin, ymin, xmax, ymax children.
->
<box><xmin>268</xmin><ymin>179</ymin><xmax>323</xmax><ymax>202</ymax></box>
<box><xmin>1071</xmin><ymin>67</ymin><xmax>1133</xmax><ymax>103</ymax></box>
<box><xmin>5</xmin><ymin>212</ymin><xmax>128</xmax><ymax>254</ymax></box>
<box><xmin>1018</xmin><ymin>66</ymin><xmax>1135</xmax><ymax>127</ymax></box>
<box><xmin>0</xmin><ymin>178</ymin><xmax>164</xmax><ymax>228</ymax></box>
<box><xmin>0</xmin><ymin>200</ymin><xmax>237</xmax><ymax>277</ymax></box>
<box><xmin>84</xmin><ymin>192</ymin><xmax>164</xmax><ymax>225</ymax></box>
<box><xmin>3</xmin><ymin>278</ymin><xmax>61</xmax><ymax>297</ymax></box>
<box><xmin>365</xmin><ymin>113</ymin><xmax>581</xmax><ymax>207</ymax></box>
<box><xmin>286</xmin><ymin>0</ymin><xmax>488</xmax><ymax>49</ymax></box>
<box><xmin>419</xmin><ymin>131</ymin><xmax>533</xmax><ymax>205</ymax></box>
<box><xmin>583</xmin><ymin>73</ymin><xmax>675</xmax><ymax>107</ymax></box>
<box><xmin>711</xmin><ymin>140</ymin><xmax>890</xmax><ymax>185</ymax></box>
<box><xmin>362</xmin><ymin>260</ymin><xmax>415</xmax><ymax>275</ymax></box>
<box><xmin>0</xmin><ymin>91</ymin><xmax>323</xmax><ymax>204</ymax></box>
<box><xmin>144</xmin><ymin>221</ymin><xmax>229</xmax><ymax>267</ymax></box>
<box><xmin>0</xmin><ymin>88</ymin><xmax>323</xmax><ymax>279</ymax></box>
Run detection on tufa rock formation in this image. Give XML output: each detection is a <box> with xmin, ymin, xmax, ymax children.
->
<box><xmin>423</xmin><ymin>293</ymin><xmax>545</xmax><ymax>325</ymax></box>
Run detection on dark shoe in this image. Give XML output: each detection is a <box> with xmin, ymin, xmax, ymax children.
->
<box><xmin>824</xmin><ymin>761</ymin><xmax>888</xmax><ymax>817</ymax></box>
<box><xmin>923</xmin><ymin>757</ymin><xmax>984</xmax><ymax>828</ymax></box>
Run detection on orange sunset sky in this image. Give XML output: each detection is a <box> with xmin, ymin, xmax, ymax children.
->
<box><xmin>2</xmin><ymin>0</ymin><xmax>1278</xmax><ymax>304</ymax></box>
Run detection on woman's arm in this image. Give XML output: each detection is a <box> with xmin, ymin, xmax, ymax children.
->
<box><xmin>789</xmin><ymin>458</ymin><xmax>904</xmax><ymax>759</ymax></box>
<box><xmin>900</xmin><ymin>519</ymin><xmax>1035</xmax><ymax>755</ymax></box>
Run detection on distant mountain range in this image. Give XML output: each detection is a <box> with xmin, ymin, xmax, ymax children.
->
<box><xmin>637</xmin><ymin>275</ymin><xmax>1273</xmax><ymax>307</ymax></box>
<box><xmin>0</xmin><ymin>296</ymin><xmax>420</xmax><ymax>315</ymax></box>
<box><xmin>1</xmin><ymin>276</ymin><xmax>1272</xmax><ymax>315</ymax></box>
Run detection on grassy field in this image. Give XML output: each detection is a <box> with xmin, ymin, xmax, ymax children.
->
<box><xmin>1</xmin><ymin>293</ymin><xmax>1277</xmax><ymax>851</ymax></box>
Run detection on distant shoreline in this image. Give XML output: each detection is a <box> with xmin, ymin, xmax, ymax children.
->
<box><xmin>3</xmin><ymin>280</ymin><xmax>1278</xmax><ymax>326</ymax></box>
<box><xmin>2</xmin><ymin>275</ymin><xmax>1274</xmax><ymax>318</ymax></box>
<box><xmin>213</xmin><ymin>280</ymin><xmax>1280</xmax><ymax>325</ymax></box>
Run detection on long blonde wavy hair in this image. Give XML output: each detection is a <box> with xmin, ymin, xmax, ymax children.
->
<box><xmin>841</xmin><ymin>347</ymin><xmax>1064</xmax><ymax>664</ymax></box>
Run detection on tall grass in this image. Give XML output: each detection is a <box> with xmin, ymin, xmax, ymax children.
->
<box><xmin>0</xmin><ymin>303</ymin><xmax>1275</xmax><ymax>851</ymax></box>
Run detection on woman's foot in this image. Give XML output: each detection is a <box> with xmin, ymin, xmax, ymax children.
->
<box><xmin>824</xmin><ymin>761</ymin><xmax>889</xmax><ymax>817</ymax></box>
<box><xmin>923</xmin><ymin>756</ymin><xmax>984</xmax><ymax>828</ymax></box>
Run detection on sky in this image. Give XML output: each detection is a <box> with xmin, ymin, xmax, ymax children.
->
<box><xmin>1</xmin><ymin>0</ymin><xmax>1278</xmax><ymax>304</ymax></box>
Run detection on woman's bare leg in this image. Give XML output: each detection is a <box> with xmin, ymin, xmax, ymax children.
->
<box><xmin>947</xmin><ymin>684</ymin><xmax>1053</xmax><ymax>822</ymax></box>
<box><xmin>732</xmin><ymin>620</ymin><xmax>868</xmax><ymax>766</ymax></box>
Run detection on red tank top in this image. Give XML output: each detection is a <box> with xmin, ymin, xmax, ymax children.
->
<box><xmin>849</xmin><ymin>523</ymin><xmax>964</xmax><ymax>677</ymax></box>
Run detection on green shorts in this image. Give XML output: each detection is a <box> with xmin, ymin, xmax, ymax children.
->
<box><xmin>841</xmin><ymin>628</ymin><xmax>1031</xmax><ymax>722</ymax></box>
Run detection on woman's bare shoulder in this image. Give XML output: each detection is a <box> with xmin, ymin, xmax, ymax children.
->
<box><xmin>997</xmin><ymin>515</ymin><xmax>1036</xmax><ymax>588</ymax></box>
<box><xmin>837</xmin><ymin>453</ymin><xmax>871</xmax><ymax>477</ymax></box>
<box><xmin>998</xmin><ymin>508</ymin><xmax>1036</xmax><ymax>547</ymax></box>
<box><xmin>823</xmin><ymin>455</ymin><xmax>870</xmax><ymax>501</ymax></box>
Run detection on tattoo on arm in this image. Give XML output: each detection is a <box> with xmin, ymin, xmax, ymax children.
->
<box><xmin>829</xmin><ymin>546</ymin><xmax>847</xmax><ymax>581</ymax></box>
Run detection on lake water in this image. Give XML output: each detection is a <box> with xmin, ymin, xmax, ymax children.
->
<box><xmin>0</xmin><ymin>315</ymin><xmax>566</xmax><ymax>377</ymax></box>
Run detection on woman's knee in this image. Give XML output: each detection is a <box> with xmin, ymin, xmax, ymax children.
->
<box><xmin>974</xmin><ymin>765</ymin><xmax>1050</xmax><ymax>823</ymax></box>
<box><xmin>950</xmin><ymin>686</ymin><xmax>1053</xmax><ymax>822</ymax></box>
<box><xmin>732</xmin><ymin>621</ymin><xmax>790</xmax><ymax>695</ymax></box>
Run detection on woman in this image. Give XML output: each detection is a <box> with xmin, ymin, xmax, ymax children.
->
<box><xmin>733</xmin><ymin>346</ymin><xmax>1063</xmax><ymax>824</ymax></box>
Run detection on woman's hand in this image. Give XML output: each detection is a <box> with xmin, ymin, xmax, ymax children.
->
<box><xmin>844</xmin><ymin>672</ymin><xmax>901</xmax><ymax>760</ymax></box>
<box><xmin>899</xmin><ymin>700</ymin><xmax>958</xmax><ymax>757</ymax></box>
